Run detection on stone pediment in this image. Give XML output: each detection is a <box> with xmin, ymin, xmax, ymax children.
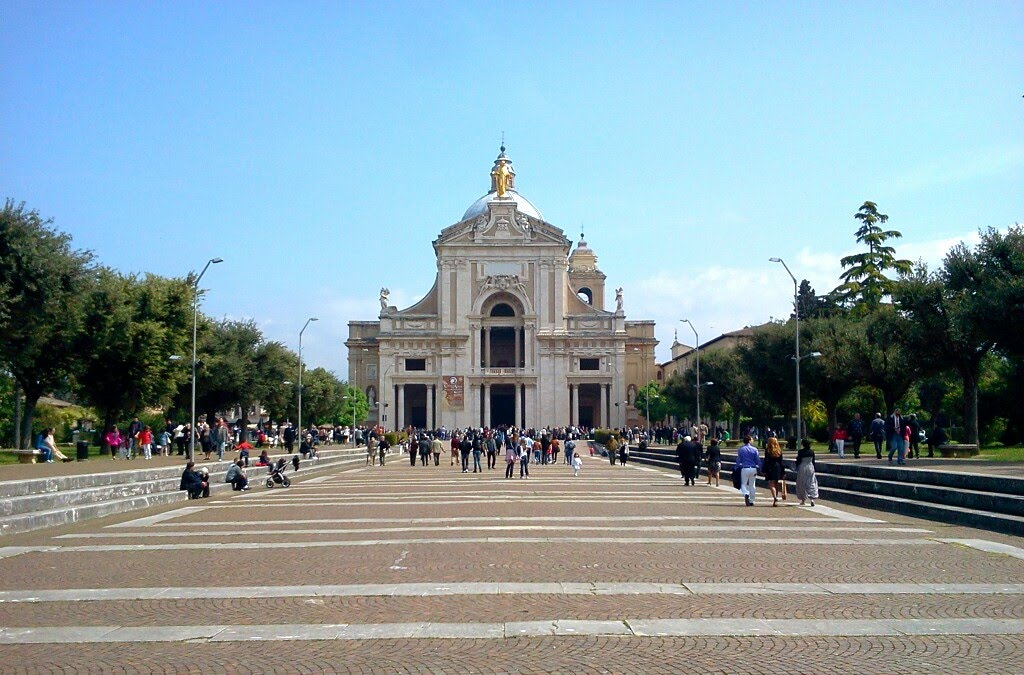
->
<box><xmin>436</xmin><ymin>209</ymin><xmax>571</xmax><ymax>248</ymax></box>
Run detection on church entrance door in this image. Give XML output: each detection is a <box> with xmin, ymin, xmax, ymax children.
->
<box><xmin>489</xmin><ymin>384</ymin><xmax>516</xmax><ymax>427</ymax></box>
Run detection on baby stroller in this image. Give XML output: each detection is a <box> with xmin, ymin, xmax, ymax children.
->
<box><xmin>265</xmin><ymin>459</ymin><xmax>291</xmax><ymax>488</ymax></box>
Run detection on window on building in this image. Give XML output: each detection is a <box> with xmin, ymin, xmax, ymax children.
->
<box><xmin>405</xmin><ymin>358</ymin><xmax>426</xmax><ymax>371</ymax></box>
<box><xmin>580</xmin><ymin>358</ymin><xmax>600</xmax><ymax>371</ymax></box>
<box><xmin>577</xmin><ymin>287</ymin><xmax>593</xmax><ymax>305</ymax></box>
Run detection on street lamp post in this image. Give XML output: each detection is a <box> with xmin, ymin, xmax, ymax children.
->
<box><xmin>189</xmin><ymin>257</ymin><xmax>222</xmax><ymax>462</ymax></box>
<box><xmin>680</xmin><ymin>319</ymin><xmax>700</xmax><ymax>429</ymax></box>
<box><xmin>769</xmin><ymin>257</ymin><xmax>804</xmax><ymax>441</ymax></box>
<box><xmin>633</xmin><ymin>346</ymin><xmax>651</xmax><ymax>436</ymax></box>
<box><xmin>297</xmin><ymin>317</ymin><xmax>319</xmax><ymax>442</ymax></box>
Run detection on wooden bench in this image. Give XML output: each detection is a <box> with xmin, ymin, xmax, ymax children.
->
<box><xmin>14</xmin><ymin>449</ymin><xmax>43</xmax><ymax>464</ymax></box>
<box><xmin>937</xmin><ymin>443</ymin><xmax>980</xmax><ymax>458</ymax></box>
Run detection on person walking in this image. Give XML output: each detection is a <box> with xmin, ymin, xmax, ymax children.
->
<box><xmin>849</xmin><ymin>413</ymin><xmax>864</xmax><ymax>458</ymax></box>
<box><xmin>136</xmin><ymin>425</ymin><xmax>154</xmax><ymax>460</ymax></box>
<box><xmin>505</xmin><ymin>439</ymin><xmax>518</xmax><ymax>479</ymax></box>
<box><xmin>762</xmin><ymin>437</ymin><xmax>786</xmax><ymax>506</ymax></box>
<box><xmin>795</xmin><ymin>439</ymin><xmax>818</xmax><ymax>506</ymax></box>
<box><xmin>675</xmin><ymin>435</ymin><xmax>700</xmax><ymax>486</ymax></box>
<box><xmin>419</xmin><ymin>434</ymin><xmax>431</xmax><ymax>466</ymax></box>
<box><xmin>704</xmin><ymin>438</ymin><xmax>722</xmax><ymax>487</ymax></box>
<box><xmin>908</xmin><ymin>414</ymin><xmax>922</xmax><ymax>459</ymax></box>
<box><xmin>870</xmin><ymin>413</ymin><xmax>885</xmax><ymax>459</ymax></box>
<box><xmin>886</xmin><ymin>409</ymin><xmax>907</xmax><ymax>465</ymax></box>
<box><xmin>431</xmin><ymin>434</ymin><xmax>444</xmax><ymax>466</ymax></box>
<box><xmin>213</xmin><ymin>419</ymin><xmax>230</xmax><ymax>461</ymax></box>
<box><xmin>485</xmin><ymin>432</ymin><xmax>497</xmax><ymax>470</ymax></box>
<box><xmin>471</xmin><ymin>433</ymin><xmax>484</xmax><ymax>473</ymax></box>
<box><xmin>378</xmin><ymin>435</ymin><xmax>390</xmax><ymax>466</ymax></box>
<box><xmin>518</xmin><ymin>438</ymin><xmax>531</xmax><ymax>479</ymax></box>
<box><xmin>571</xmin><ymin>452</ymin><xmax>582</xmax><ymax>477</ymax></box>
<box><xmin>832</xmin><ymin>424</ymin><xmax>847</xmax><ymax>459</ymax></box>
<box><xmin>366</xmin><ymin>435</ymin><xmax>378</xmax><ymax>465</ymax></box>
<box><xmin>736</xmin><ymin>435</ymin><xmax>762</xmax><ymax>506</ymax></box>
<box><xmin>606</xmin><ymin>434</ymin><xmax>619</xmax><ymax>466</ymax></box>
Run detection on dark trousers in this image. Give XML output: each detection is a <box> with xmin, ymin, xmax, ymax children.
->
<box><xmin>461</xmin><ymin>451</ymin><xmax>470</xmax><ymax>471</ymax></box>
<box><xmin>506</xmin><ymin>460</ymin><xmax>515</xmax><ymax>478</ymax></box>
<box><xmin>420</xmin><ymin>451</ymin><xmax>429</xmax><ymax>465</ymax></box>
<box><xmin>487</xmin><ymin>451</ymin><xmax>496</xmax><ymax>469</ymax></box>
<box><xmin>433</xmin><ymin>452</ymin><xmax>440</xmax><ymax>466</ymax></box>
<box><xmin>873</xmin><ymin>437</ymin><xmax>883</xmax><ymax>458</ymax></box>
<box><xmin>520</xmin><ymin>458</ymin><xmax>529</xmax><ymax>478</ymax></box>
<box><xmin>409</xmin><ymin>451</ymin><xmax>417</xmax><ymax>466</ymax></box>
<box><xmin>851</xmin><ymin>434</ymin><xmax>862</xmax><ymax>457</ymax></box>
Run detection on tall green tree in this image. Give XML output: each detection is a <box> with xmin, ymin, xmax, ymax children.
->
<box><xmin>948</xmin><ymin>225</ymin><xmax>1024</xmax><ymax>361</ymax></box>
<box><xmin>0</xmin><ymin>200</ymin><xmax>93</xmax><ymax>446</ymax></box>
<box><xmin>847</xmin><ymin>305</ymin><xmax>920</xmax><ymax>414</ymax></box>
<box><xmin>634</xmin><ymin>381</ymin><xmax>673</xmax><ymax>427</ymax></box>
<box><xmin>835</xmin><ymin>201</ymin><xmax>912</xmax><ymax>307</ymax></box>
<box><xmin>339</xmin><ymin>384</ymin><xmax>370</xmax><ymax>428</ymax></box>
<box><xmin>301</xmin><ymin>367</ymin><xmax>345</xmax><ymax>425</ymax></box>
<box><xmin>253</xmin><ymin>341</ymin><xmax>298</xmax><ymax>423</ymax></box>
<box><xmin>736</xmin><ymin>322</ymin><xmax>798</xmax><ymax>433</ymax></box>
<box><xmin>189</xmin><ymin>318</ymin><xmax>264</xmax><ymax>425</ymax></box>
<box><xmin>895</xmin><ymin>261</ymin><xmax>996</xmax><ymax>444</ymax></box>
<box><xmin>802</xmin><ymin>312</ymin><xmax>861</xmax><ymax>436</ymax></box>
<box><xmin>74</xmin><ymin>269</ymin><xmax>193</xmax><ymax>445</ymax></box>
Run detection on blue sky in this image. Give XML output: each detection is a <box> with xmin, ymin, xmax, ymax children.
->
<box><xmin>3</xmin><ymin>1</ymin><xmax>1021</xmax><ymax>376</ymax></box>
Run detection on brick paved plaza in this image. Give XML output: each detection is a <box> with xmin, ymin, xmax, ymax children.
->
<box><xmin>1</xmin><ymin>455</ymin><xmax>1022</xmax><ymax>673</ymax></box>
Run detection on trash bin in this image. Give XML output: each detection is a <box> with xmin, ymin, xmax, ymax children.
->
<box><xmin>76</xmin><ymin>441</ymin><xmax>90</xmax><ymax>461</ymax></box>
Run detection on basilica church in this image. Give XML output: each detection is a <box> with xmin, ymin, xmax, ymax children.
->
<box><xmin>346</xmin><ymin>148</ymin><xmax>657</xmax><ymax>431</ymax></box>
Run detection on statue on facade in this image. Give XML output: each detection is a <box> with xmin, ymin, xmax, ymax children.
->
<box><xmin>379</xmin><ymin>287</ymin><xmax>390</xmax><ymax>311</ymax></box>
<box><xmin>615</xmin><ymin>287</ymin><xmax>624</xmax><ymax>312</ymax></box>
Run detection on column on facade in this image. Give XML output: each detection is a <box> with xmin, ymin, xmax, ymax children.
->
<box><xmin>484</xmin><ymin>327</ymin><xmax>491</xmax><ymax>370</ymax></box>
<box><xmin>483</xmin><ymin>383</ymin><xmax>491</xmax><ymax>428</ymax></box>
<box><xmin>397</xmin><ymin>384</ymin><xmax>406</xmax><ymax>430</ymax></box>
<box><xmin>524</xmin><ymin>384</ymin><xmax>533</xmax><ymax>429</ymax></box>
<box><xmin>524</xmin><ymin>325</ymin><xmax>533</xmax><ymax>368</ymax></box>
<box><xmin>514</xmin><ymin>327</ymin><xmax>521</xmax><ymax>369</ymax></box>
<box><xmin>514</xmin><ymin>382</ymin><xmax>522</xmax><ymax>428</ymax></box>
<box><xmin>601</xmin><ymin>384</ymin><xmax>610</xmax><ymax>429</ymax></box>
<box><xmin>469</xmin><ymin>384</ymin><xmax>479</xmax><ymax>427</ymax></box>
<box><xmin>426</xmin><ymin>384</ymin><xmax>434</xmax><ymax>430</ymax></box>
<box><xmin>569</xmin><ymin>383</ymin><xmax>577</xmax><ymax>426</ymax></box>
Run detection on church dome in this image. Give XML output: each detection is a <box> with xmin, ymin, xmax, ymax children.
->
<box><xmin>461</xmin><ymin>146</ymin><xmax>544</xmax><ymax>222</ymax></box>
<box><xmin>462</xmin><ymin>190</ymin><xmax>544</xmax><ymax>222</ymax></box>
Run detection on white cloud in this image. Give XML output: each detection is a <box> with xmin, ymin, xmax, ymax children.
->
<box><xmin>628</xmin><ymin>227</ymin><xmax>994</xmax><ymax>362</ymax></box>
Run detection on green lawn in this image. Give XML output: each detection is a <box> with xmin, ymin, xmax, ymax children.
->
<box><xmin>977</xmin><ymin>445</ymin><xmax>1024</xmax><ymax>462</ymax></box>
<box><xmin>0</xmin><ymin>444</ymin><xmax>112</xmax><ymax>464</ymax></box>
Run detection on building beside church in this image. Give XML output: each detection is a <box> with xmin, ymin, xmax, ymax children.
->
<box><xmin>346</xmin><ymin>148</ymin><xmax>657</xmax><ymax>431</ymax></box>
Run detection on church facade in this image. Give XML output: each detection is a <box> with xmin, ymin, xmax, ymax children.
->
<box><xmin>346</xmin><ymin>148</ymin><xmax>656</xmax><ymax>431</ymax></box>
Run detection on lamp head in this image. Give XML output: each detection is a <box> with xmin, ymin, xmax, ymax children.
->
<box><xmin>705</xmin><ymin>381</ymin><xmax>714</xmax><ymax>386</ymax></box>
<box><xmin>211</xmin><ymin>258</ymin><xmax>224</xmax><ymax>264</ymax></box>
<box><xmin>769</xmin><ymin>257</ymin><xmax>782</xmax><ymax>263</ymax></box>
<box><xmin>168</xmin><ymin>355</ymin><xmax>183</xmax><ymax>361</ymax></box>
<box><xmin>809</xmin><ymin>351</ymin><xmax>823</xmax><ymax>358</ymax></box>
<box><xmin>310</xmin><ymin>317</ymin><xmax>319</xmax><ymax>322</ymax></box>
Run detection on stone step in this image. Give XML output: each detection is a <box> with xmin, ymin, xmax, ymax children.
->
<box><xmin>808</xmin><ymin>459</ymin><xmax>1024</xmax><ymax>494</ymax></box>
<box><xmin>0</xmin><ymin>447</ymin><xmax>365</xmax><ymax>500</ymax></box>
<box><xmin>814</xmin><ymin>472</ymin><xmax>1024</xmax><ymax>518</ymax></box>
<box><xmin>812</xmin><ymin>484</ymin><xmax>1024</xmax><ymax>537</ymax></box>
<box><xmin>627</xmin><ymin>449</ymin><xmax>1022</xmax><ymax>536</ymax></box>
<box><xmin>0</xmin><ymin>451</ymin><xmax>367</xmax><ymax>536</ymax></box>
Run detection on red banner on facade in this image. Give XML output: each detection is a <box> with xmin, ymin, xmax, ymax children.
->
<box><xmin>442</xmin><ymin>375</ymin><xmax>464</xmax><ymax>410</ymax></box>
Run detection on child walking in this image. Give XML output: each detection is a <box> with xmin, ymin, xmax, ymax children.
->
<box><xmin>571</xmin><ymin>452</ymin><xmax>582</xmax><ymax>477</ymax></box>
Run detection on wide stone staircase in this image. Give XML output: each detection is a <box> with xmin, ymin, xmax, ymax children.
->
<box><xmin>0</xmin><ymin>446</ymin><xmax>368</xmax><ymax>536</ymax></box>
<box><xmin>628</xmin><ymin>444</ymin><xmax>1024</xmax><ymax>536</ymax></box>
